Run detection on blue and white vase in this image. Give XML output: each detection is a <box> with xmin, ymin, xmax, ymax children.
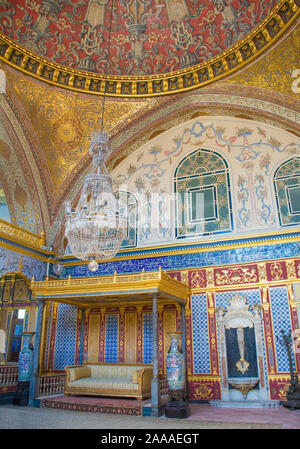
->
<box><xmin>166</xmin><ymin>332</ymin><xmax>185</xmax><ymax>391</ymax></box>
<box><xmin>18</xmin><ymin>332</ymin><xmax>35</xmax><ymax>382</ymax></box>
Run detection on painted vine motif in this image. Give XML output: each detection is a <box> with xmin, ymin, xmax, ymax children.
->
<box><xmin>0</xmin><ymin>0</ymin><xmax>278</xmax><ymax>75</ymax></box>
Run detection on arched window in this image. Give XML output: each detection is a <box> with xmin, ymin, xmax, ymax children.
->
<box><xmin>114</xmin><ymin>191</ymin><xmax>138</xmax><ymax>248</ymax></box>
<box><xmin>274</xmin><ymin>157</ymin><xmax>300</xmax><ymax>227</ymax></box>
<box><xmin>174</xmin><ymin>149</ymin><xmax>232</xmax><ymax>239</ymax></box>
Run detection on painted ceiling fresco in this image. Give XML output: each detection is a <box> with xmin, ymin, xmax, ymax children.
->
<box><xmin>0</xmin><ymin>0</ymin><xmax>279</xmax><ymax>76</ymax></box>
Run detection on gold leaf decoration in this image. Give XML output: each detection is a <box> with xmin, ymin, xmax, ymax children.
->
<box><xmin>0</xmin><ymin>139</ymin><xmax>11</xmax><ymax>161</ymax></box>
<box><xmin>14</xmin><ymin>181</ymin><xmax>28</xmax><ymax>212</ymax></box>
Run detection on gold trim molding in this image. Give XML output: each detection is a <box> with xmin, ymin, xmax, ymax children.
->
<box><xmin>0</xmin><ymin>219</ymin><xmax>46</xmax><ymax>252</ymax></box>
<box><xmin>0</xmin><ymin>0</ymin><xmax>299</xmax><ymax>98</ymax></box>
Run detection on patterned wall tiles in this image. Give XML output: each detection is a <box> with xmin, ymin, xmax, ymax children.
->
<box><xmin>191</xmin><ymin>294</ymin><xmax>210</xmax><ymax>374</ymax></box>
<box><xmin>64</xmin><ymin>242</ymin><xmax>300</xmax><ymax>278</ymax></box>
<box><xmin>143</xmin><ymin>313</ymin><xmax>153</xmax><ymax>364</ymax></box>
<box><xmin>269</xmin><ymin>286</ymin><xmax>294</xmax><ymax>372</ymax></box>
<box><xmin>0</xmin><ymin>246</ymin><xmax>47</xmax><ymax>280</ymax></box>
<box><xmin>105</xmin><ymin>314</ymin><xmax>119</xmax><ymax>363</ymax></box>
<box><xmin>53</xmin><ymin>304</ymin><xmax>77</xmax><ymax>370</ymax></box>
<box><xmin>215</xmin><ymin>289</ymin><xmax>261</xmax><ymax>309</ymax></box>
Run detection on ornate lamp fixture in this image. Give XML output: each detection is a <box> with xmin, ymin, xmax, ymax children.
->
<box><xmin>64</xmin><ymin>0</ymin><xmax>127</xmax><ymax>272</ymax></box>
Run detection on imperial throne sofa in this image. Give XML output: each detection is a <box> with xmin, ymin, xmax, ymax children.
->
<box><xmin>64</xmin><ymin>363</ymin><xmax>153</xmax><ymax>400</ymax></box>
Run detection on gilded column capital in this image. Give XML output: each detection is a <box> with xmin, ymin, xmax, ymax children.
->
<box><xmin>136</xmin><ymin>305</ymin><xmax>143</xmax><ymax>315</ymax></box>
<box><xmin>157</xmin><ymin>304</ymin><xmax>164</xmax><ymax>314</ymax></box>
<box><xmin>206</xmin><ymin>268</ymin><xmax>214</xmax><ymax>288</ymax></box>
<box><xmin>286</xmin><ymin>260</ymin><xmax>296</xmax><ymax>280</ymax></box>
<box><xmin>119</xmin><ymin>306</ymin><xmax>126</xmax><ymax>316</ymax></box>
<box><xmin>175</xmin><ymin>303</ymin><xmax>181</xmax><ymax>314</ymax></box>
<box><xmin>258</xmin><ymin>263</ymin><xmax>267</xmax><ymax>282</ymax></box>
<box><xmin>180</xmin><ymin>271</ymin><xmax>188</xmax><ymax>285</ymax></box>
<box><xmin>185</xmin><ymin>308</ymin><xmax>192</xmax><ymax>317</ymax></box>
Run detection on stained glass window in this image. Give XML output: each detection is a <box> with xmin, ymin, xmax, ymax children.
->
<box><xmin>174</xmin><ymin>149</ymin><xmax>233</xmax><ymax>239</ymax></box>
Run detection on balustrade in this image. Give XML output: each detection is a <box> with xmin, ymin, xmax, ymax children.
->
<box><xmin>38</xmin><ymin>373</ymin><xmax>66</xmax><ymax>397</ymax></box>
<box><xmin>0</xmin><ymin>365</ymin><xmax>18</xmax><ymax>386</ymax></box>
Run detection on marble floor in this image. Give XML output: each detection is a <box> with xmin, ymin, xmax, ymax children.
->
<box><xmin>0</xmin><ymin>401</ymin><xmax>299</xmax><ymax>429</ymax></box>
<box><xmin>188</xmin><ymin>403</ymin><xmax>300</xmax><ymax>429</ymax></box>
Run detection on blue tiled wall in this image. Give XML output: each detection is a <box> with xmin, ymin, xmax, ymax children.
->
<box><xmin>191</xmin><ymin>294</ymin><xmax>210</xmax><ymax>374</ymax></box>
<box><xmin>143</xmin><ymin>313</ymin><xmax>153</xmax><ymax>364</ymax></box>
<box><xmin>54</xmin><ymin>304</ymin><xmax>77</xmax><ymax>370</ymax></box>
<box><xmin>269</xmin><ymin>286</ymin><xmax>295</xmax><ymax>372</ymax></box>
<box><xmin>105</xmin><ymin>314</ymin><xmax>119</xmax><ymax>363</ymax></box>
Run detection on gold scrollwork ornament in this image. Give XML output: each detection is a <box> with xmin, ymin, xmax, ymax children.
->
<box><xmin>236</xmin><ymin>357</ymin><xmax>250</xmax><ymax>375</ymax></box>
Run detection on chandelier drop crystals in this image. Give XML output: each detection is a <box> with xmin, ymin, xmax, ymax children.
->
<box><xmin>65</xmin><ymin>131</ymin><xmax>127</xmax><ymax>271</ymax></box>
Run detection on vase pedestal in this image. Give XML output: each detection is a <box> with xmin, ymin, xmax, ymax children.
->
<box><xmin>165</xmin><ymin>388</ymin><xmax>190</xmax><ymax>419</ymax></box>
<box><xmin>165</xmin><ymin>332</ymin><xmax>190</xmax><ymax>419</ymax></box>
<box><xmin>165</xmin><ymin>401</ymin><xmax>190</xmax><ymax>419</ymax></box>
<box><xmin>283</xmin><ymin>389</ymin><xmax>300</xmax><ymax>409</ymax></box>
<box><xmin>13</xmin><ymin>381</ymin><xmax>30</xmax><ymax>406</ymax></box>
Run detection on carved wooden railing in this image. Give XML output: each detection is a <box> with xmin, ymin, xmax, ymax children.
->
<box><xmin>38</xmin><ymin>372</ymin><xmax>66</xmax><ymax>397</ymax></box>
<box><xmin>0</xmin><ymin>365</ymin><xmax>18</xmax><ymax>387</ymax></box>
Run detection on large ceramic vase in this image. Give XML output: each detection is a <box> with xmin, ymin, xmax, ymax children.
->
<box><xmin>166</xmin><ymin>332</ymin><xmax>185</xmax><ymax>392</ymax></box>
<box><xmin>18</xmin><ymin>332</ymin><xmax>35</xmax><ymax>382</ymax></box>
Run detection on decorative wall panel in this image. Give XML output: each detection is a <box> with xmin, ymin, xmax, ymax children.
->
<box><xmin>53</xmin><ymin>304</ymin><xmax>77</xmax><ymax>370</ymax></box>
<box><xmin>105</xmin><ymin>314</ymin><xmax>119</xmax><ymax>363</ymax></box>
<box><xmin>143</xmin><ymin>312</ymin><xmax>152</xmax><ymax>364</ymax></box>
<box><xmin>88</xmin><ymin>313</ymin><xmax>100</xmax><ymax>363</ymax></box>
<box><xmin>125</xmin><ymin>312</ymin><xmax>137</xmax><ymax>363</ymax></box>
<box><xmin>191</xmin><ymin>294</ymin><xmax>210</xmax><ymax>374</ymax></box>
<box><xmin>269</xmin><ymin>286</ymin><xmax>294</xmax><ymax>372</ymax></box>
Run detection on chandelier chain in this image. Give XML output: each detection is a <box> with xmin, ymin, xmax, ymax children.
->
<box><xmin>100</xmin><ymin>0</ymin><xmax>114</xmax><ymax>133</ymax></box>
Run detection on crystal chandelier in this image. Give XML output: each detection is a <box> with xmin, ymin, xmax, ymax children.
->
<box><xmin>64</xmin><ymin>0</ymin><xmax>127</xmax><ymax>272</ymax></box>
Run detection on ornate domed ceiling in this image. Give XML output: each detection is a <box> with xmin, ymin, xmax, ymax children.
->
<box><xmin>0</xmin><ymin>0</ymin><xmax>298</xmax><ymax>96</ymax></box>
<box><xmin>0</xmin><ymin>0</ymin><xmax>279</xmax><ymax>75</ymax></box>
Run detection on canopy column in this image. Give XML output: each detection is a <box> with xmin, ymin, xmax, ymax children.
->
<box><xmin>28</xmin><ymin>299</ymin><xmax>45</xmax><ymax>407</ymax></box>
<box><xmin>151</xmin><ymin>293</ymin><xmax>164</xmax><ymax>416</ymax></box>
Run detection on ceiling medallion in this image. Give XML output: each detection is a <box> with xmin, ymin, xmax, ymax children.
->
<box><xmin>0</xmin><ymin>0</ymin><xmax>298</xmax><ymax>97</ymax></box>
